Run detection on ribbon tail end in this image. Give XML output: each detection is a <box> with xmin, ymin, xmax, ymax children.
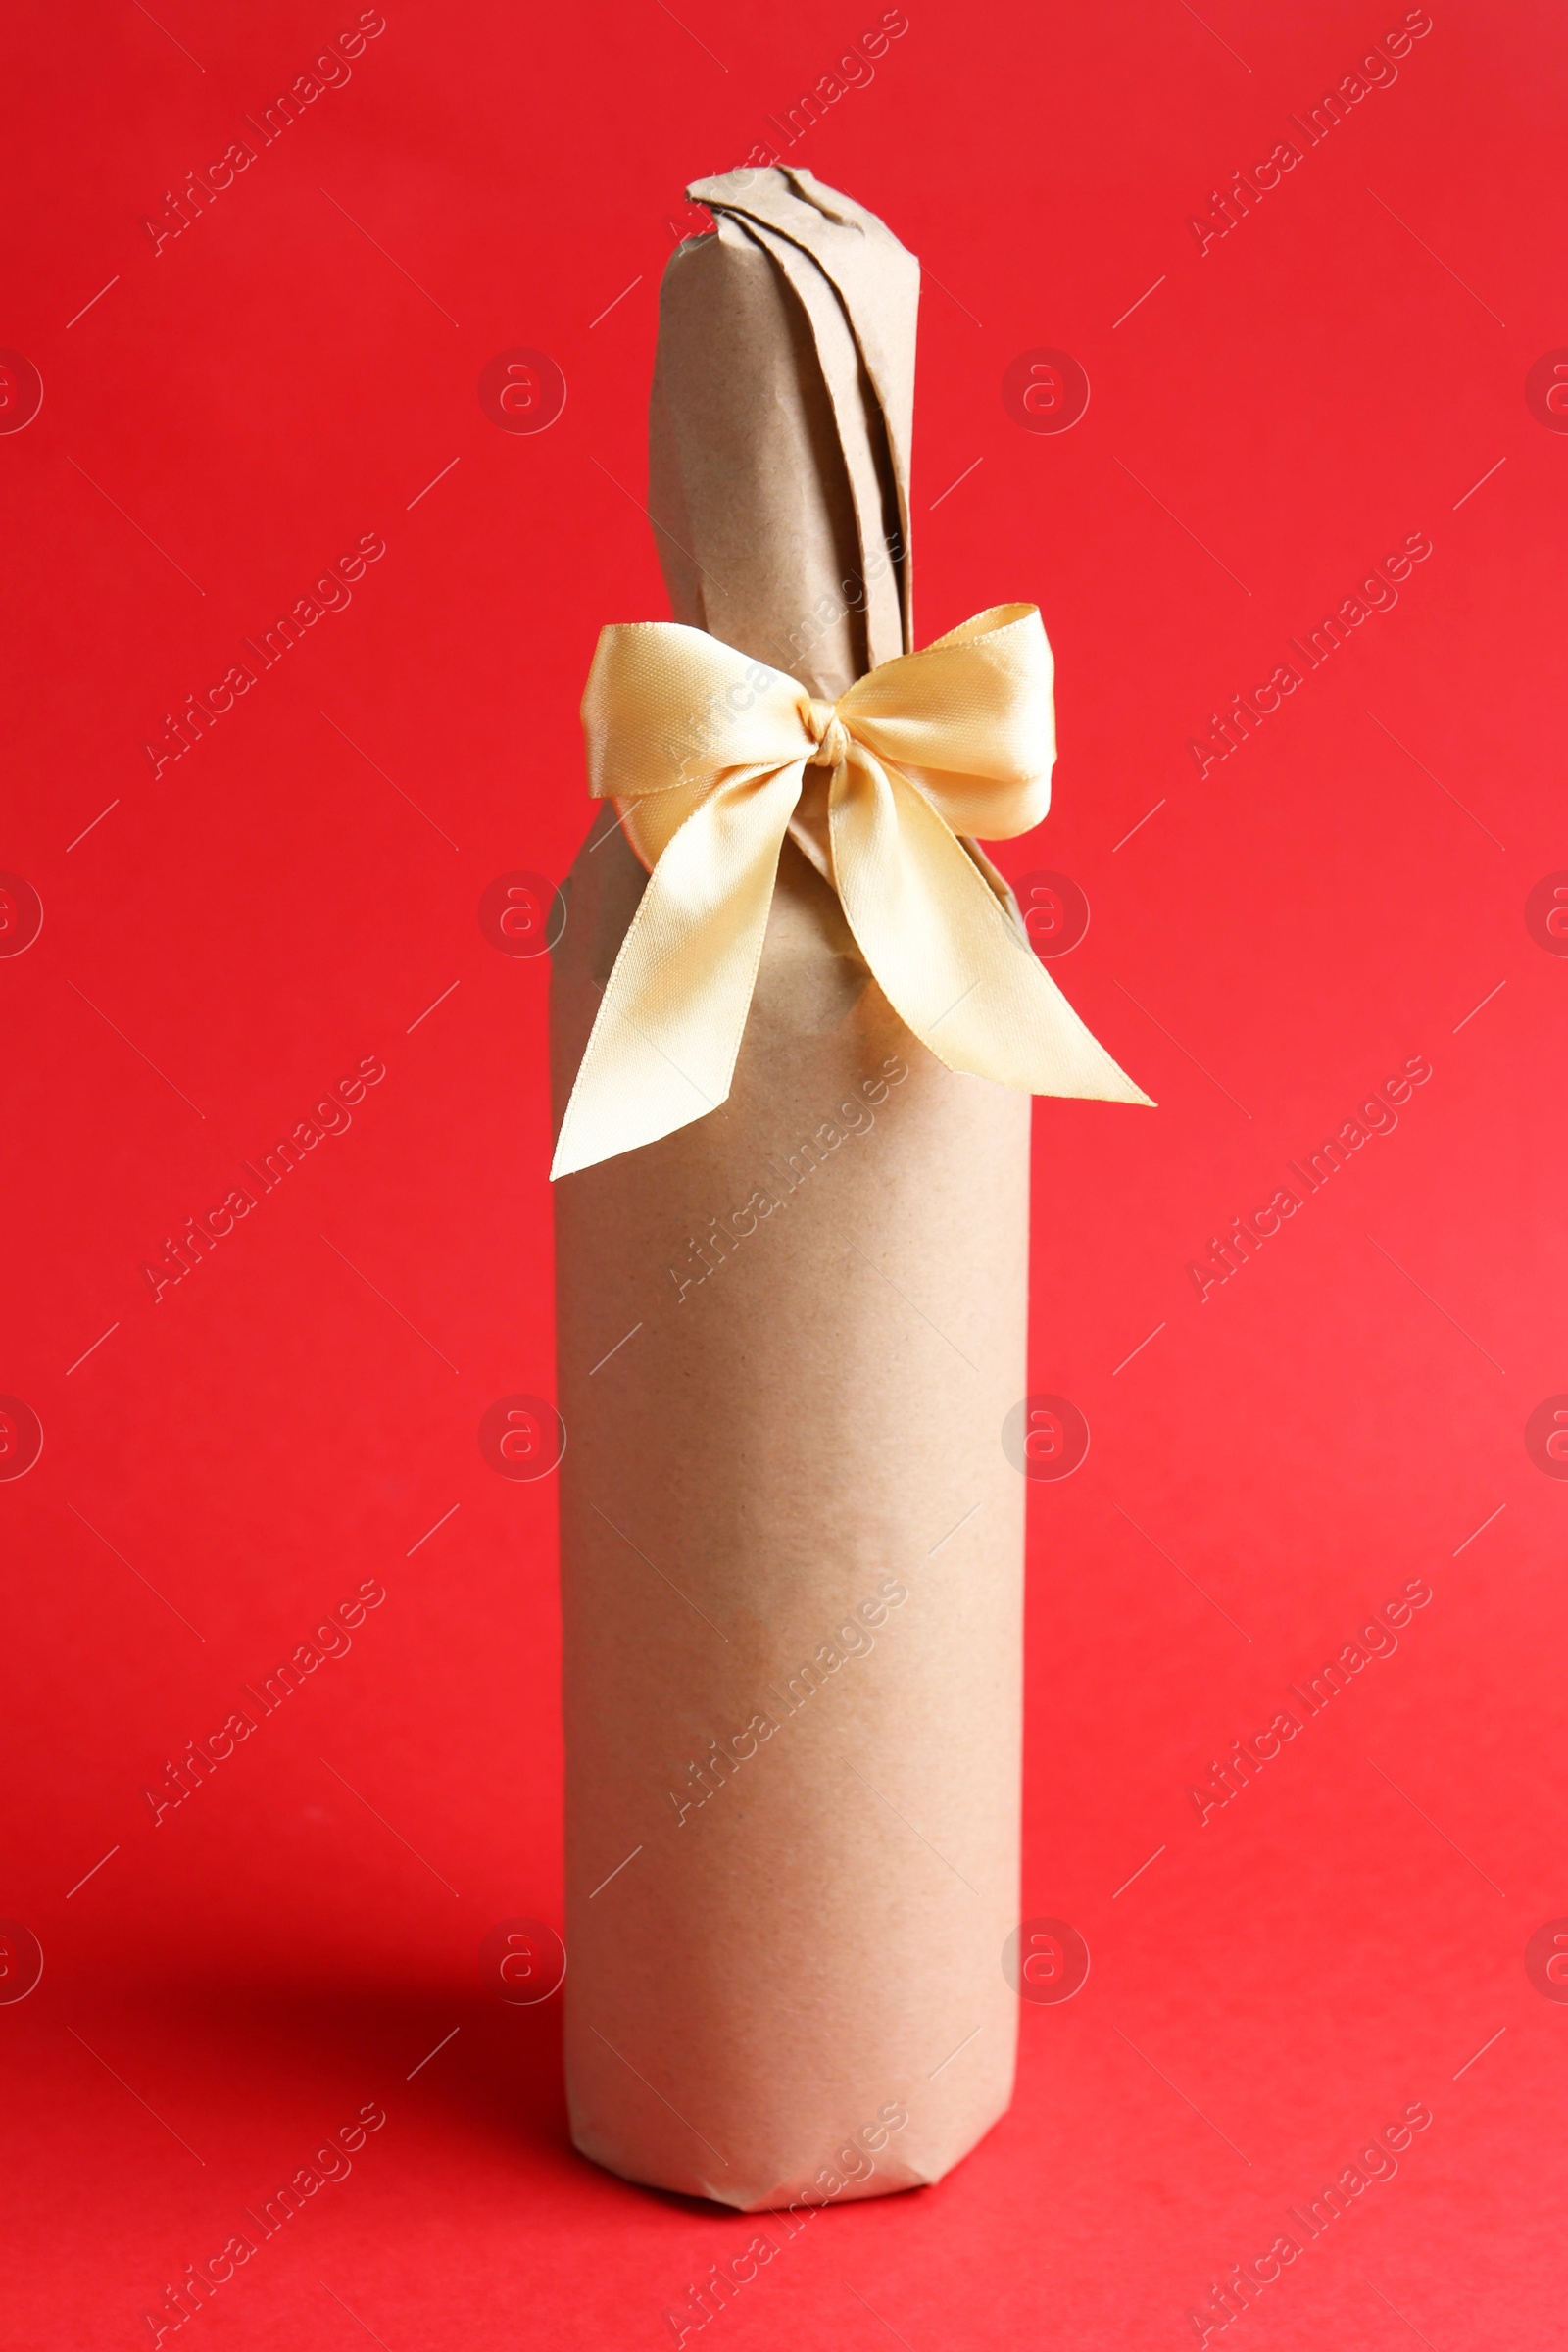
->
<box><xmin>1076</xmin><ymin>1055</ymin><xmax>1156</xmax><ymax>1109</ymax></box>
<box><xmin>550</xmin><ymin>1087</ymin><xmax>733</xmax><ymax>1182</ymax></box>
<box><xmin>1044</xmin><ymin>1072</ymin><xmax>1157</xmax><ymax>1110</ymax></box>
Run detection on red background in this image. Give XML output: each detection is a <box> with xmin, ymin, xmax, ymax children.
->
<box><xmin>4</xmin><ymin>0</ymin><xmax>1566</xmax><ymax>2344</ymax></box>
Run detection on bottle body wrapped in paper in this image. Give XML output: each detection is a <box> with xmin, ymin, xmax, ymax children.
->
<box><xmin>551</xmin><ymin>170</ymin><xmax>1029</xmax><ymax>2207</ymax></box>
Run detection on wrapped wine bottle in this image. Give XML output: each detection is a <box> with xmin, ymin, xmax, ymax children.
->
<box><xmin>550</xmin><ymin>167</ymin><xmax>1034</xmax><ymax>2209</ymax></box>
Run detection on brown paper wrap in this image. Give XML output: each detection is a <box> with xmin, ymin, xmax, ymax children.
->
<box><xmin>551</xmin><ymin>168</ymin><xmax>1028</xmax><ymax>2210</ymax></box>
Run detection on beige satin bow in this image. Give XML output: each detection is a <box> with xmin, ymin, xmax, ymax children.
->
<box><xmin>551</xmin><ymin>603</ymin><xmax>1152</xmax><ymax>1179</ymax></box>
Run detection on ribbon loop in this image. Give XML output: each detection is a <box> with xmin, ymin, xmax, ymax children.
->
<box><xmin>551</xmin><ymin>605</ymin><xmax>1152</xmax><ymax>1180</ymax></box>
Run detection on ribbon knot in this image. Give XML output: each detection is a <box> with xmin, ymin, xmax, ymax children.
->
<box><xmin>806</xmin><ymin>698</ymin><xmax>851</xmax><ymax>770</ymax></box>
<box><xmin>554</xmin><ymin>603</ymin><xmax>1152</xmax><ymax>1179</ymax></box>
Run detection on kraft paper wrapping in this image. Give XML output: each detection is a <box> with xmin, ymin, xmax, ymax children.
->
<box><xmin>550</xmin><ymin>168</ymin><xmax>1028</xmax><ymax>2209</ymax></box>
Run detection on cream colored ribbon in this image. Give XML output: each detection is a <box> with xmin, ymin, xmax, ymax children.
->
<box><xmin>552</xmin><ymin>603</ymin><xmax>1152</xmax><ymax>1179</ymax></box>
